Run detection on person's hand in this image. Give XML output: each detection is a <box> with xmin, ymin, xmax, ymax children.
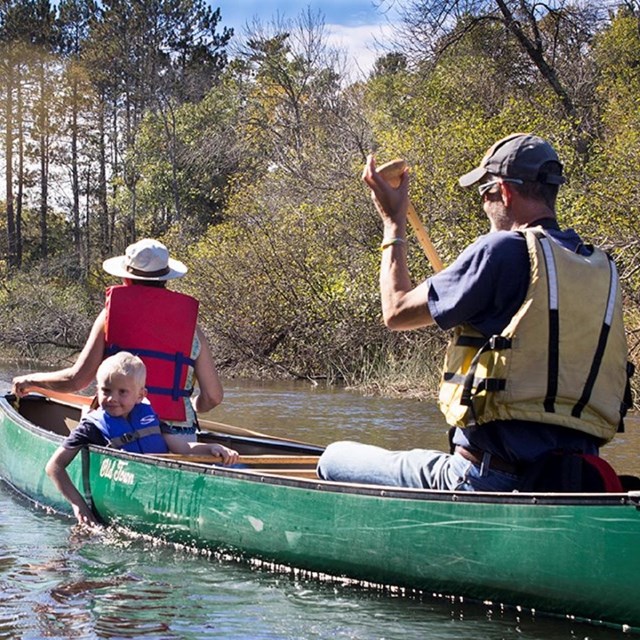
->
<box><xmin>12</xmin><ymin>376</ymin><xmax>35</xmax><ymax>398</ymax></box>
<box><xmin>72</xmin><ymin>502</ymin><xmax>102</xmax><ymax>529</ymax></box>
<box><xmin>361</xmin><ymin>154</ymin><xmax>410</xmax><ymax>227</ymax></box>
<box><xmin>210</xmin><ymin>443</ymin><xmax>239</xmax><ymax>465</ymax></box>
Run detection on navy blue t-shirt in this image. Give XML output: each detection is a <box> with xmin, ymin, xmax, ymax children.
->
<box><xmin>63</xmin><ymin>419</ymin><xmax>109</xmax><ymax>449</ymax></box>
<box><xmin>426</xmin><ymin>222</ymin><xmax>599</xmax><ymax>463</ymax></box>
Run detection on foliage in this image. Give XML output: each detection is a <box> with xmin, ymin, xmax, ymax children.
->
<box><xmin>2</xmin><ymin>3</ymin><xmax>640</xmax><ymax>403</ymax></box>
<box><xmin>0</xmin><ymin>265</ymin><xmax>100</xmax><ymax>359</ymax></box>
<box><xmin>181</xmin><ymin>168</ymin><xmax>386</xmax><ymax>380</ymax></box>
<box><xmin>130</xmin><ymin>85</ymin><xmax>244</xmax><ymax>237</ymax></box>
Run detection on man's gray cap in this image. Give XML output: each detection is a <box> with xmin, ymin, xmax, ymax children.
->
<box><xmin>459</xmin><ymin>133</ymin><xmax>566</xmax><ymax>187</ymax></box>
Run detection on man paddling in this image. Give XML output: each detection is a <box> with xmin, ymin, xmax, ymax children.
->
<box><xmin>318</xmin><ymin>134</ymin><xmax>631</xmax><ymax>491</ymax></box>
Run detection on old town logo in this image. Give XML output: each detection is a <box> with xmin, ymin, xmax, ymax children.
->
<box><xmin>100</xmin><ymin>458</ymin><xmax>135</xmax><ymax>485</ymax></box>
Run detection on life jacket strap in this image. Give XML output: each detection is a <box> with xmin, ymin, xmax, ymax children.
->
<box><xmin>571</xmin><ymin>254</ymin><xmax>619</xmax><ymax>419</ymax></box>
<box><xmin>106</xmin><ymin>344</ymin><xmax>196</xmax><ymax>368</ymax></box>
<box><xmin>106</xmin><ymin>344</ymin><xmax>196</xmax><ymax>400</ymax></box>
<box><xmin>534</xmin><ymin>232</ymin><xmax>560</xmax><ymax>413</ymax></box>
<box><xmin>458</xmin><ymin>335</ymin><xmax>510</xmax><ymax>409</ymax></box>
<box><xmin>107</xmin><ymin>424</ymin><xmax>162</xmax><ymax>449</ymax></box>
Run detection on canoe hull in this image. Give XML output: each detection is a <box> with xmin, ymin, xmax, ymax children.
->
<box><xmin>1</xmin><ymin>395</ymin><xmax>639</xmax><ymax>631</ymax></box>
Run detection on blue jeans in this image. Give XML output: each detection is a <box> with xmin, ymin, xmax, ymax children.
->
<box><xmin>316</xmin><ymin>441</ymin><xmax>520</xmax><ymax>491</ymax></box>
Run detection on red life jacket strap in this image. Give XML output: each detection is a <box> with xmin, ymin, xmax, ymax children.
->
<box><xmin>106</xmin><ymin>344</ymin><xmax>196</xmax><ymax>400</ymax></box>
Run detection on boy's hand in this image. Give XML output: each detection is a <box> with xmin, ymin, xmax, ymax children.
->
<box><xmin>72</xmin><ymin>502</ymin><xmax>102</xmax><ymax>528</ymax></box>
<box><xmin>210</xmin><ymin>443</ymin><xmax>239</xmax><ymax>465</ymax></box>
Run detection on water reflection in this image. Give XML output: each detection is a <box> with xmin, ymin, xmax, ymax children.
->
<box><xmin>0</xmin><ymin>484</ymin><xmax>631</xmax><ymax>639</ymax></box>
<box><xmin>206</xmin><ymin>379</ymin><xmax>451</xmax><ymax>449</ymax></box>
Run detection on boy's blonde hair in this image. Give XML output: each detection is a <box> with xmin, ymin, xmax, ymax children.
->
<box><xmin>96</xmin><ymin>352</ymin><xmax>146</xmax><ymax>389</ymax></box>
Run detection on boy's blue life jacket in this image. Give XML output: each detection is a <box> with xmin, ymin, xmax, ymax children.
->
<box><xmin>86</xmin><ymin>403</ymin><xmax>169</xmax><ymax>454</ymax></box>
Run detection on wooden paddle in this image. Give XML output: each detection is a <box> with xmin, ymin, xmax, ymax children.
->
<box><xmin>25</xmin><ymin>387</ymin><xmax>301</xmax><ymax>443</ymax></box>
<box><xmin>376</xmin><ymin>158</ymin><xmax>445</xmax><ymax>273</ymax></box>
<box><xmin>157</xmin><ymin>453</ymin><xmax>320</xmax><ymax>466</ymax></box>
<box><xmin>27</xmin><ymin>387</ymin><xmax>93</xmax><ymax>406</ymax></box>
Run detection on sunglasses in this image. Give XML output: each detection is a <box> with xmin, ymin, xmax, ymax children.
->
<box><xmin>478</xmin><ymin>178</ymin><xmax>524</xmax><ymax>197</ymax></box>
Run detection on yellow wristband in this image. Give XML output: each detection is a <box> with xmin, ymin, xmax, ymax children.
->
<box><xmin>380</xmin><ymin>238</ymin><xmax>406</xmax><ymax>250</ymax></box>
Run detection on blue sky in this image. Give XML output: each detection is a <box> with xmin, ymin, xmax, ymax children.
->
<box><xmin>215</xmin><ymin>0</ymin><xmax>399</xmax><ymax>77</ymax></box>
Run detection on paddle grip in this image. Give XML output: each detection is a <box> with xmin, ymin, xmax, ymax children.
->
<box><xmin>376</xmin><ymin>159</ymin><xmax>444</xmax><ymax>273</ymax></box>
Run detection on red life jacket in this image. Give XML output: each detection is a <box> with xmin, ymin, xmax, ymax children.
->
<box><xmin>104</xmin><ymin>285</ymin><xmax>199</xmax><ymax>422</ymax></box>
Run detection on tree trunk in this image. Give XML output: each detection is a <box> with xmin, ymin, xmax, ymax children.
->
<box><xmin>4</xmin><ymin>63</ymin><xmax>16</xmax><ymax>269</ymax></box>
<box><xmin>158</xmin><ymin>100</ymin><xmax>181</xmax><ymax>224</ymax></box>
<box><xmin>16</xmin><ymin>70</ymin><xmax>24</xmax><ymax>267</ymax></box>
<box><xmin>495</xmin><ymin>0</ymin><xmax>578</xmax><ymax>122</ymax></box>
<box><xmin>38</xmin><ymin>61</ymin><xmax>49</xmax><ymax>260</ymax></box>
<box><xmin>71</xmin><ymin>78</ymin><xmax>81</xmax><ymax>259</ymax></box>
<box><xmin>85</xmin><ymin>166</ymin><xmax>91</xmax><ymax>267</ymax></box>
<box><xmin>109</xmin><ymin>101</ymin><xmax>118</xmax><ymax>250</ymax></box>
<box><xmin>97</xmin><ymin>101</ymin><xmax>110</xmax><ymax>256</ymax></box>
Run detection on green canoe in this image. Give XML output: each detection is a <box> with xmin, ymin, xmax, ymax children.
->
<box><xmin>1</xmin><ymin>391</ymin><xmax>639</xmax><ymax>632</ymax></box>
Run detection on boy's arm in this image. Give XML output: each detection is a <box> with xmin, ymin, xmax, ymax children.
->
<box><xmin>163</xmin><ymin>434</ymin><xmax>239</xmax><ymax>465</ymax></box>
<box><xmin>45</xmin><ymin>446</ymin><xmax>101</xmax><ymax>527</ymax></box>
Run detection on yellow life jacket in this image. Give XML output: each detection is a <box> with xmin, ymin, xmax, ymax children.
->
<box><xmin>438</xmin><ymin>229</ymin><xmax>631</xmax><ymax>443</ymax></box>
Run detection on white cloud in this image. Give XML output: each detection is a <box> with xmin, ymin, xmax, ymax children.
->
<box><xmin>218</xmin><ymin>0</ymin><xmax>401</xmax><ymax>80</ymax></box>
<box><xmin>325</xmin><ymin>22</ymin><xmax>396</xmax><ymax>79</ymax></box>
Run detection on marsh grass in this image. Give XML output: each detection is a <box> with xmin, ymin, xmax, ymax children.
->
<box><xmin>334</xmin><ymin>334</ymin><xmax>447</xmax><ymax>400</ymax></box>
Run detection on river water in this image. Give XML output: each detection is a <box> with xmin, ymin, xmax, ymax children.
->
<box><xmin>1</xmin><ymin>365</ymin><xmax>638</xmax><ymax>639</ymax></box>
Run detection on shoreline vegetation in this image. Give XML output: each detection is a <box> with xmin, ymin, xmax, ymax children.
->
<box><xmin>0</xmin><ymin>316</ymin><xmax>447</xmax><ymax>401</ymax></box>
<box><xmin>1</xmin><ymin>3</ymin><xmax>640</xmax><ymax>406</ymax></box>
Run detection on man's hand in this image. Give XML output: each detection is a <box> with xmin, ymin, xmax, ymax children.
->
<box><xmin>361</xmin><ymin>154</ymin><xmax>410</xmax><ymax>229</ymax></box>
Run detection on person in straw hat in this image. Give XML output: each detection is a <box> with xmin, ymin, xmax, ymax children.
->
<box><xmin>13</xmin><ymin>239</ymin><xmax>230</xmax><ymax>450</ymax></box>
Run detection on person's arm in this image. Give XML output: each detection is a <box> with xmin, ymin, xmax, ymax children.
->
<box><xmin>164</xmin><ymin>435</ymin><xmax>239</xmax><ymax>465</ymax></box>
<box><xmin>191</xmin><ymin>325</ymin><xmax>224</xmax><ymax>413</ymax></box>
<box><xmin>12</xmin><ymin>310</ymin><xmax>107</xmax><ymax>397</ymax></box>
<box><xmin>45</xmin><ymin>446</ymin><xmax>101</xmax><ymax>527</ymax></box>
<box><xmin>362</xmin><ymin>154</ymin><xmax>435</xmax><ymax>331</ymax></box>
<box><xmin>380</xmin><ymin>250</ymin><xmax>433</xmax><ymax>331</ymax></box>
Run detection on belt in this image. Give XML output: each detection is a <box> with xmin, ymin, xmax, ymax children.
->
<box><xmin>455</xmin><ymin>445</ymin><xmax>520</xmax><ymax>475</ymax></box>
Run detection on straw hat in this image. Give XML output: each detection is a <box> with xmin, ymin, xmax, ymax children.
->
<box><xmin>102</xmin><ymin>238</ymin><xmax>187</xmax><ymax>281</ymax></box>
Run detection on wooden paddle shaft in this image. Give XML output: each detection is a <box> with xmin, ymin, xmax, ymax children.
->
<box><xmin>157</xmin><ymin>453</ymin><xmax>320</xmax><ymax>466</ymax></box>
<box><xmin>27</xmin><ymin>387</ymin><xmax>306</xmax><ymax>443</ymax></box>
<box><xmin>29</xmin><ymin>387</ymin><xmax>92</xmax><ymax>406</ymax></box>
<box><xmin>376</xmin><ymin>159</ymin><xmax>444</xmax><ymax>273</ymax></box>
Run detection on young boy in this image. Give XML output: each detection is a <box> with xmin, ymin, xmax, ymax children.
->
<box><xmin>45</xmin><ymin>351</ymin><xmax>238</xmax><ymax>527</ymax></box>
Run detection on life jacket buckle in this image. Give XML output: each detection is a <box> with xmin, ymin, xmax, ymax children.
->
<box><xmin>488</xmin><ymin>336</ymin><xmax>511</xmax><ymax>350</ymax></box>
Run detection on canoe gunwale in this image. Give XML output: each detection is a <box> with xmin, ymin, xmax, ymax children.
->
<box><xmin>1</xmin><ymin>394</ymin><xmax>638</xmax><ymax>509</ymax></box>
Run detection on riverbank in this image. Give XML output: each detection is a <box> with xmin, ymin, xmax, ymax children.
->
<box><xmin>1</xmin><ymin>335</ymin><xmax>448</xmax><ymax>402</ymax></box>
